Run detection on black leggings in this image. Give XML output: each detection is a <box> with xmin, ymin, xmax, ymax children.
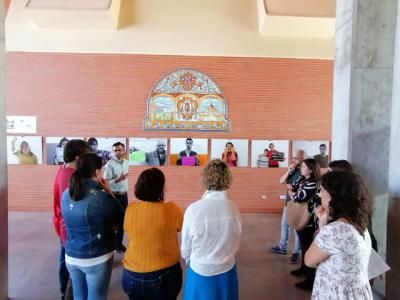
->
<box><xmin>297</xmin><ymin>226</ymin><xmax>316</xmax><ymax>283</ymax></box>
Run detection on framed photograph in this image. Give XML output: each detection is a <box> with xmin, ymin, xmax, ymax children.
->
<box><xmin>210</xmin><ymin>139</ymin><xmax>248</xmax><ymax>167</ymax></box>
<box><xmin>7</xmin><ymin>136</ymin><xmax>43</xmax><ymax>165</ymax></box>
<box><xmin>251</xmin><ymin>140</ymin><xmax>289</xmax><ymax>168</ymax></box>
<box><xmin>46</xmin><ymin>137</ymin><xmax>84</xmax><ymax>165</ymax></box>
<box><xmin>170</xmin><ymin>138</ymin><xmax>208</xmax><ymax>166</ymax></box>
<box><xmin>128</xmin><ymin>138</ymin><xmax>168</xmax><ymax>166</ymax></box>
<box><xmin>87</xmin><ymin>137</ymin><xmax>126</xmax><ymax>165</ymax></box>
<box><xmin>292</xmin><ymin>140</ymin><xmax>330</xmax><ymax>168</ymax></box>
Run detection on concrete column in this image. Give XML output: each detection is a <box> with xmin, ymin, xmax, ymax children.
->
<box><xmin>333</xmin><ymin>0</ymin><xmax>398</xmax><ymax>296</ymax></box>
<box><xmin>386</xmin><ymin>2</ymin><xmax>400</xmax><ymax>298</ymax></box>
<box><xmin>0</xmin><ymin>0</ymin><xmax>8</xmax><ymax>299</ymax></box>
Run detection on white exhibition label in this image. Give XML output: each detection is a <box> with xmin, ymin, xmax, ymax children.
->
<box><xmin>6</xmin><ymin>116</ymin><xmax>37</xmax><ymax>134</ymax></box>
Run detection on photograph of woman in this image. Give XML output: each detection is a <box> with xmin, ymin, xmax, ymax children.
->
<box><xmin>54</xmin><ymin>137</ymin><xmax>69</xmax><ymax>165</ymax></box>
<box><xmin>8</xmin><ymin>136</ymin><xmax>42</xmax><ymax>164</ymax></box>
<box><xmin>46</xmin><ymin>137</ymin><xmax>83</xmax><ymax>165</ymax></box>
<box><xmin>210</xmin><ymin>139</ymin><xmax>248</xmax><ymax>167</ymax></box>
<box><xmin>221</xmin><ymin>142</ymin><xmax>238</xmax><ymax>167</ymax></box>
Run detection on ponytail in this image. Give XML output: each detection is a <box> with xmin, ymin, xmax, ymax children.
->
<box><xmin>68</xmin><ymin>153</ymin><xmax>103</xmax><ymax>201</ymax></box>
<box><xmin>69</xmin><ymin>170</ymin><xmax>86</xmax><ymax>200</ymax></box>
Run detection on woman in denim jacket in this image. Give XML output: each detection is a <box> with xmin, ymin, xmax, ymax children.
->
<box><xmin>61</xmin><ymin>153</ymin><xmax>123</xmax><ymax>300</ymax></box>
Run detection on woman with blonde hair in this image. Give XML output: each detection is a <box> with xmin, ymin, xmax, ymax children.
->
<box><xmin>181</xmin><ymin>159</ymin><xmax>242</xmax><ymax>300</ymax></box>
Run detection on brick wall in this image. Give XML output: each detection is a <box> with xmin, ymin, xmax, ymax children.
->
<box><xmin>6</xmin><ymin>52</ymin><xmax>333</xmax><ymax>211</ymax></box>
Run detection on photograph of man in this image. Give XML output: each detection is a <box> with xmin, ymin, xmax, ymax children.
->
<box><xmin>7</xmin><ymin>136</ymin><xmax>43</xmax><ymax>164</ymax></box>
<box><xmin>266</xmin><ymin>143</ymin><xmax>280</xmax><ymax>168</ymax></box>
<box><xmin>292</xmin><ymin>140</ymin><xmax>330</xmax><ymax>168</ymax></box>
<box><xmin>87</xmin><ymin>137</ymin><xmax>113</xmax><ymax>165</ymax></box>
<box><xmin>145</xmin><ymin>140</ymin><xmax>167</xmax><ymax>166</ymax></box>
<box><xmin>221</xmin><ymin>142</ymin><xmax>238</xmax><ymax>167</ymax></box>
<box><xmin>103</xmin><ymin>141</ymin><xmax>129</xmax><ymax>252</ymax></box>
<box><xmin>176</xmin><ymin>138</ymin><xmax>199</xmax><ymax>166</ymax></box>
<box><xmin>314</xmin><ymin>143</ymin><xmax>329</xmax><ymax>168</ymax></box>
<box><xmin>251</xmin><ymin>140</ymin><xmax>289</xmax><ymax>168</ymax></box>
<box><xmin>257</xmin><ymin>149</ymin><xmax>269</xmax><ymax>168</ymax></box>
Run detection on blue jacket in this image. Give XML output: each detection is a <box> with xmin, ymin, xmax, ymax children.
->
<box><xmin>61</xmin><ymin>179</ymin><xmax>123</xmax><ymax>259</ymax></box>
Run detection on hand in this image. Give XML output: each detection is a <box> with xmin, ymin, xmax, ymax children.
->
<box><xmin>316</xmin><ymin>206</ymin><xmax>329</xmax><ymax>227</ymax></box>
<box><xmin>117</xmin><ymin>173</ymin><xmax>128</xmax><ymax>182</ymax></box>
<box><xmin>224</xmin><ymin>148</ymin><xmax>228</xmax><ymax>154</ymax></box>
<box><xmin>288</xmin><ymin>163</ymin><xmax>296</xmax><ymax>172</ymax></box>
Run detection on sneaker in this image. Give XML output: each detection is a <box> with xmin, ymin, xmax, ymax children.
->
<box><xmin>290</xmin><ymin>268</ymin><xmax>305</xmax><ymax>277</ymax></box>
<box><xmin>269</xmin><ymin>245</ymin><xmax>287</xmax><ymax>255</ymax></box>
<box><xmin>289</xmin><ymin>253</ymin><xmax>300</xmax><ymax>264</ymax></box>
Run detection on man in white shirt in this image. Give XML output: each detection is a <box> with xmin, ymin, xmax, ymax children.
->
<box><xmin>104</xmin><ymin>142</ymin><xmax>129</xmax><ymax>252</ymax></box>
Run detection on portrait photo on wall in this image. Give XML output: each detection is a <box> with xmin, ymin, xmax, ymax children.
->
<box><xmin>46</xmin><ymin>137</ymin><xmax>84</xmax><ymax>165</ymax></box>
<box><xmin>292</xmin><ymin>140</ymin><xmax>330</xmax><ymax>168</ymax></box>
<box><xmin>128</xmin><ymin>138</ymin><xmax>168</xmax><ymax>166</ymax></box>
<box><xmin>210</xmin><ymin>139</ymin><xmax>248</xmax><ymax>167</ymax></box>
<box><xmin>87</xmin><ymin>137</ymin><xmax>126</xmax><ymax>165</ymax></box>
<box><xmin>251</xmin><ymin>140</ymin><xmax>289</xmax><ymax>168</ymax></box>
<box><xmin>170</xmin><ymin>138</ymin><xmax>208</xmax><ymax>166</ymax></box>
<box><xmin>7</xmin><ymin>136</ymin><xmax>43</xmax><ymax>165</ymax></box>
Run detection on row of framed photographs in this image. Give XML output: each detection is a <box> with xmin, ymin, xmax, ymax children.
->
<box><xmin>6</xmin><ymin>136</ymin><xmax>330</xmax><ymax>168</ymax></box>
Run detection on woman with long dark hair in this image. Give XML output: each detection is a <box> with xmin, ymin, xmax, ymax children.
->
<box><xmin>305</xmin><ymin>171</ymin><xmax>373</xmax><ymax>299</ymax></box>
<box><xmin>61</xmin><ymin>153</ymin><xmax>122</xmax><ymax>300</ymax></box>
<box><xmin>121</xmin><ymin>168</ymin><xmax>184</xmax><ymax>300</ymax></box>
<box><xmin>288</xmin><ymin>158</ymin><xmax>321</xmax><ymax>290</ymax></box>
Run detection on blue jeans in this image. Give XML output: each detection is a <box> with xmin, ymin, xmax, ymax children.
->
<box><xmin>122</xmin><ymin>263</ymin><xmax>182</xmax><ymax>300</ymax></box>
<box><xmin>67</xmin><ymin>257</ymin><xmax>113</xmax><ymax>300</ymax></box>
<box><xmin>279</xmin><ymin>205</ymin><xmax>301</xmax><ymax>254</ymax></box>
<box><xmin>59</xmin><ymin>243</ymin><xmax>70</xmax><ymax>299</ymax></box>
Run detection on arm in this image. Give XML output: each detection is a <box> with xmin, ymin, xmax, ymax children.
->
<box><xmin>280</xmin><ymin>166</ymin><xmax>294</xmax><ymax>184</ymax></box>
<box><xmin>305</xmin><ymin>240</ymin><xmax>329</xmax><ymax>268</ymax></box>
<box><xmin>180</xmin><ymin>209</ymin><xmax>192</xmax><ymax>264</ymax></box>
<box><xmin>174</xmin><ymin>203</ymin><xmax>184</xmax><ymax>232</ymax></box>
<box><xmin>231</xmin><ymin>149</ymin><xmax>238</xmax><ymax>162</ymax></box>
<box><xmin>52</xmin><ymin>174</ymin><xmax>62</xmax><ymax>238</ymax></box>
<box><xmin>292</xmin><ymin>181</ymin><xmax>318</xmax><ymax>203</ymax></box>
<box><xmin>11</xmin><ymin>137</ymin><xmax>18</xmax><ymax>154</ymax></box>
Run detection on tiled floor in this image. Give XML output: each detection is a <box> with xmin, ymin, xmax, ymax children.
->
<box><xmin>7</xmin><ymin>211</ymin><xmax>378</xmax><ymax>300</ymax></box>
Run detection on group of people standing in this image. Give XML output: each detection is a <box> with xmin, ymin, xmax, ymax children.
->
<box><xmin>53</xmin><ymin>139</ymin><xmax>241</xmax><ymax>300</ymax></box>
<box><xmin>269</xmin><ymin>151</ymin><xmax>375</xmax><ymax>299</ymax></box>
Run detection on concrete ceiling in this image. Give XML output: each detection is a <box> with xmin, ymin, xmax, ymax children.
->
<box><xmin>6</xmin><ymin>0</ymin><xmax>335</xmax><ymax>59</ymax></box>
<box><xmin>25</xmin><ymin>0</ymin><xmax>112</xmax><ymax>10</ymax></box>
<box><xmin>265</xmin><ymin>0</ymin><xmax>336</xmax><ymax>17</ymax></box>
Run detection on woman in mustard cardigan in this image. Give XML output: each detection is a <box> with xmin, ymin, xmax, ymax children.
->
<box><xmin>121</xmin><ymin>167</ymin><xmax>184</xmax><ymax>300</ymax></box>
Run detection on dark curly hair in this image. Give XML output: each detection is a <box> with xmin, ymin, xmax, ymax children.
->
<box><xmin>321</xmin><ymin>171</ymin><xmax>372</xmax><ymax>235</ymax></box>
<box><xmin>328</xmin><ymin>160</ymin><xmax>353</xmax><ymax>172</ymax></box>
<box><xmin>202</xmin><ymin>159</ymin><xmax>233</xmax><ymax>191</ymax></box>
<box><xmin>134</xmin><ymin>168</ymin><xmax>165</xmax><ymax>202</ymax></box>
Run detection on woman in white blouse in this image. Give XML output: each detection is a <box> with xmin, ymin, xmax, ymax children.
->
<box><xmin>305</xmin><ymin>171</ymin><xmax>373</xmax><ymax>300</ymax></box>
<box><xmin>181</xmin><ymin>159</ymin><xmax>242</xmax><ymax>300</ymax></box>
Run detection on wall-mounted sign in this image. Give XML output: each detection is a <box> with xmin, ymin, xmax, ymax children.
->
<box><xmin>144</xmin><ymin>69</ymin><xmax>231</xmax><ymax>132</ymax></box>
<box><xmin>6</xmin><ymin>116</ymin><xmax>37</xmax><ymax>134</ymax></box>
